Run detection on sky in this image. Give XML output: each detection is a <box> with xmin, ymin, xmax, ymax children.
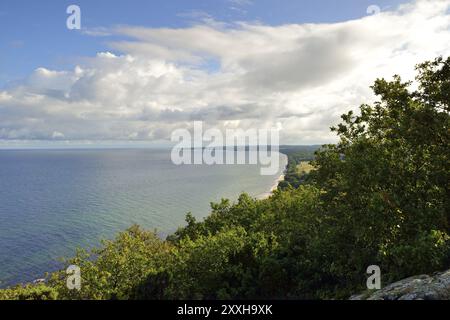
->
<box><xmin>0</xmin><ymin>0</ymin><xmax>449</xmax><ymax>147</ymax></box>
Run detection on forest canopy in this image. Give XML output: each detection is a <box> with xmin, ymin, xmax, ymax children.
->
<box><xmin>1</xmin><ymin>57</ymin><xmax>449</xmax><ymax>300</ymax></box>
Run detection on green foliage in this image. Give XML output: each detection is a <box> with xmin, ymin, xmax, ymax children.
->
<box><xmin>1</xmin><ymin>57</ymin><xmax>448</xmax><ymax>300</ymax></box>
<box><xmin>0</xmin><ymin>284</ymin><xmax>58</xmax><ymax>300</ymax></box>
<box><xmin>166</xmin><ymin>227</ymin><xmax>250</xmax><ymax>299</ymax></box>
<box><xmin>278</xmin><ymin>146</ymin><xmax>318</xmax><ymax>189</ymax></box>
<box><xmin>47</xmin><ymin>225</ymin><xmax>173</xmax><ymax>300</ymax></box>
<box><xmin>309</xmin><ymin>56</ymin><xmax>450</xmax><ymax>291</ymax></box>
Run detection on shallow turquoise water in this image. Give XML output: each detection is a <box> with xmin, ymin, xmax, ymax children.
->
<box><xmin>0</xmin><ymin>148</ymin><xmax>286</xmax><ymax>287</ymax></box>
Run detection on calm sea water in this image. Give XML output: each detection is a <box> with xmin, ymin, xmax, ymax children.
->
<box><xmin>0</xmin><ymin>148</ymin><xmax>286</xmax><ymax>287</ymax></box>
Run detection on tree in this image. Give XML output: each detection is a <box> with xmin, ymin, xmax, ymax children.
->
<box><xmin>1</xmin><ymin>57</ymin><xmax>448</xmax><ymax>300</ymax></box>
<box><xmin>311</xmin><ymin>56</ymin><xmax>450</xmax><ymax>288</ymax></box>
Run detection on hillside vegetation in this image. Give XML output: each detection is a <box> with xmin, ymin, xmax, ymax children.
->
<box><xmin>1</xmin><ymin>57</ymin><xmax>449</xmax><ymax>300</ymax></box>
<box><xmin>278</xmin><ymin>146</ymin><xmax>318</xmax><ymax>190</ymax></box>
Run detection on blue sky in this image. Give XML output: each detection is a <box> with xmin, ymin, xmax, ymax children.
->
<box><xmin>1</xmin><ymin>0</ymin><xmax>405</xmax><ymax>87</ymax></box>
<box><xmin>1</xmin><ymin>0</ymin><xmax>449</xmax><ymax>146</ymax></box>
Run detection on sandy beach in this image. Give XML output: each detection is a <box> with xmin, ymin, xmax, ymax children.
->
<box><xmin>257</xmin><ymin>173</ymin><xmax>285</xmax><ymax>200</ymax></box>
<box><xmin>256</xmin><ymin>153</ymin><xmax>288</xmax><ymax>200</ymax></box>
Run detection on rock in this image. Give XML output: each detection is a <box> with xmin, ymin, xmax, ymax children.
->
<box><xmin>32</xmin><ymin>278</ymin><xmax>46</xmax><ymax>285</ymax></box>
<box><xmin>350</xmin><ymin>269</ymin><xmax>450</xmax><ymax>300</ymax></box>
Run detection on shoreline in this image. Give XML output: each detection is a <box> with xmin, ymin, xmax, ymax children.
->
<box><xmin>256</xmin><ymin>173</ymin><xmax>285</xmax><ymax>200</ymax></box>
<box><xmin>3</xmin><ymin>152</ymin><xmax>289</xmax><ymax>288</ymax></box>
<box><xmin>256</xmin><ymin>153</ymin><xmax>288</xmax><ymax>200</ymax></box>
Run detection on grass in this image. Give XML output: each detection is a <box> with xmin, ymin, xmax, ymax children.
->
<box><xmin>296</xmin><ymin>161</ymin><xmax>314</xmax><ymax>175</ymax></box>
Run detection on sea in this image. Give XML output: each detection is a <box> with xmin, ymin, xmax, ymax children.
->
<box><xmin>0</xmin><ymin>148</ymin><xmax>287</xmax><ymax>288</ymax></box>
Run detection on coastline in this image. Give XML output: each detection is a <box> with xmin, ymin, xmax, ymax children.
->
<box><xmin>1</xmin><ymin>150</ymin><xmax>289</xmax><ymax>288</ymax></box>
<box><xmin>256</xmin><ymin>173</ymin><xmax>285</xmax><ymax>200</ymax></box>
<box><xmin>256</xmin><ymin>153</ymin><xmax>288</xmax><ymax>200</ymax></box>
<box><xmin>256</xmin><ymin>171</ymin><xmax>285</xmax><ymax>200</ymax></box>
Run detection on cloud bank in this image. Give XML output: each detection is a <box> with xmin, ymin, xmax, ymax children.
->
<box><xmin>1</xmin><ymin>0</ymin><xmax>450</xmax><ymax>145</ymax></box>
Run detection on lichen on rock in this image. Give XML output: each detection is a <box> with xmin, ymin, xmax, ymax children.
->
<box><xmin>350</xmin><ymin>269</ymin><xmax>450</xmax><ymax>300</ymax></box>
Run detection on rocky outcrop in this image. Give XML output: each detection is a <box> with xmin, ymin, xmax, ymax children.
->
<box><xmin>350</xmin><ymin>269</ymin><xmax>450</xmax><ymax>300</ymax></box>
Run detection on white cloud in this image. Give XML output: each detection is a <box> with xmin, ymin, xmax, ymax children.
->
<box><xmin>51</xmin><ymin>131</ymin><xmax>65</xmax><ymax>139</ymax></box>
<box><xmin>0</xmin><ymin>92</ymin><xmax>12</xmax><ymax>102</ymax></box>
<box><xmin>81</xmin><ymin>27</ymin><xmax>112</xmax><ymax>37</ymax></box>
<box><xmin>1</xmin><ymin>0</ymin><xmax>450</xmax><ymax>145</ymax></box>
<box><xmin>227</xmin><ymin>0</ymin><xmax>252</xmax><ymax>5</ymax></box>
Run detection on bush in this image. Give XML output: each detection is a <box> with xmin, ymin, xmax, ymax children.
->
<box><xmin>1</xmin><ymin>57</ymin><xmax>448</xmax><ymax>300</ymax></box>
